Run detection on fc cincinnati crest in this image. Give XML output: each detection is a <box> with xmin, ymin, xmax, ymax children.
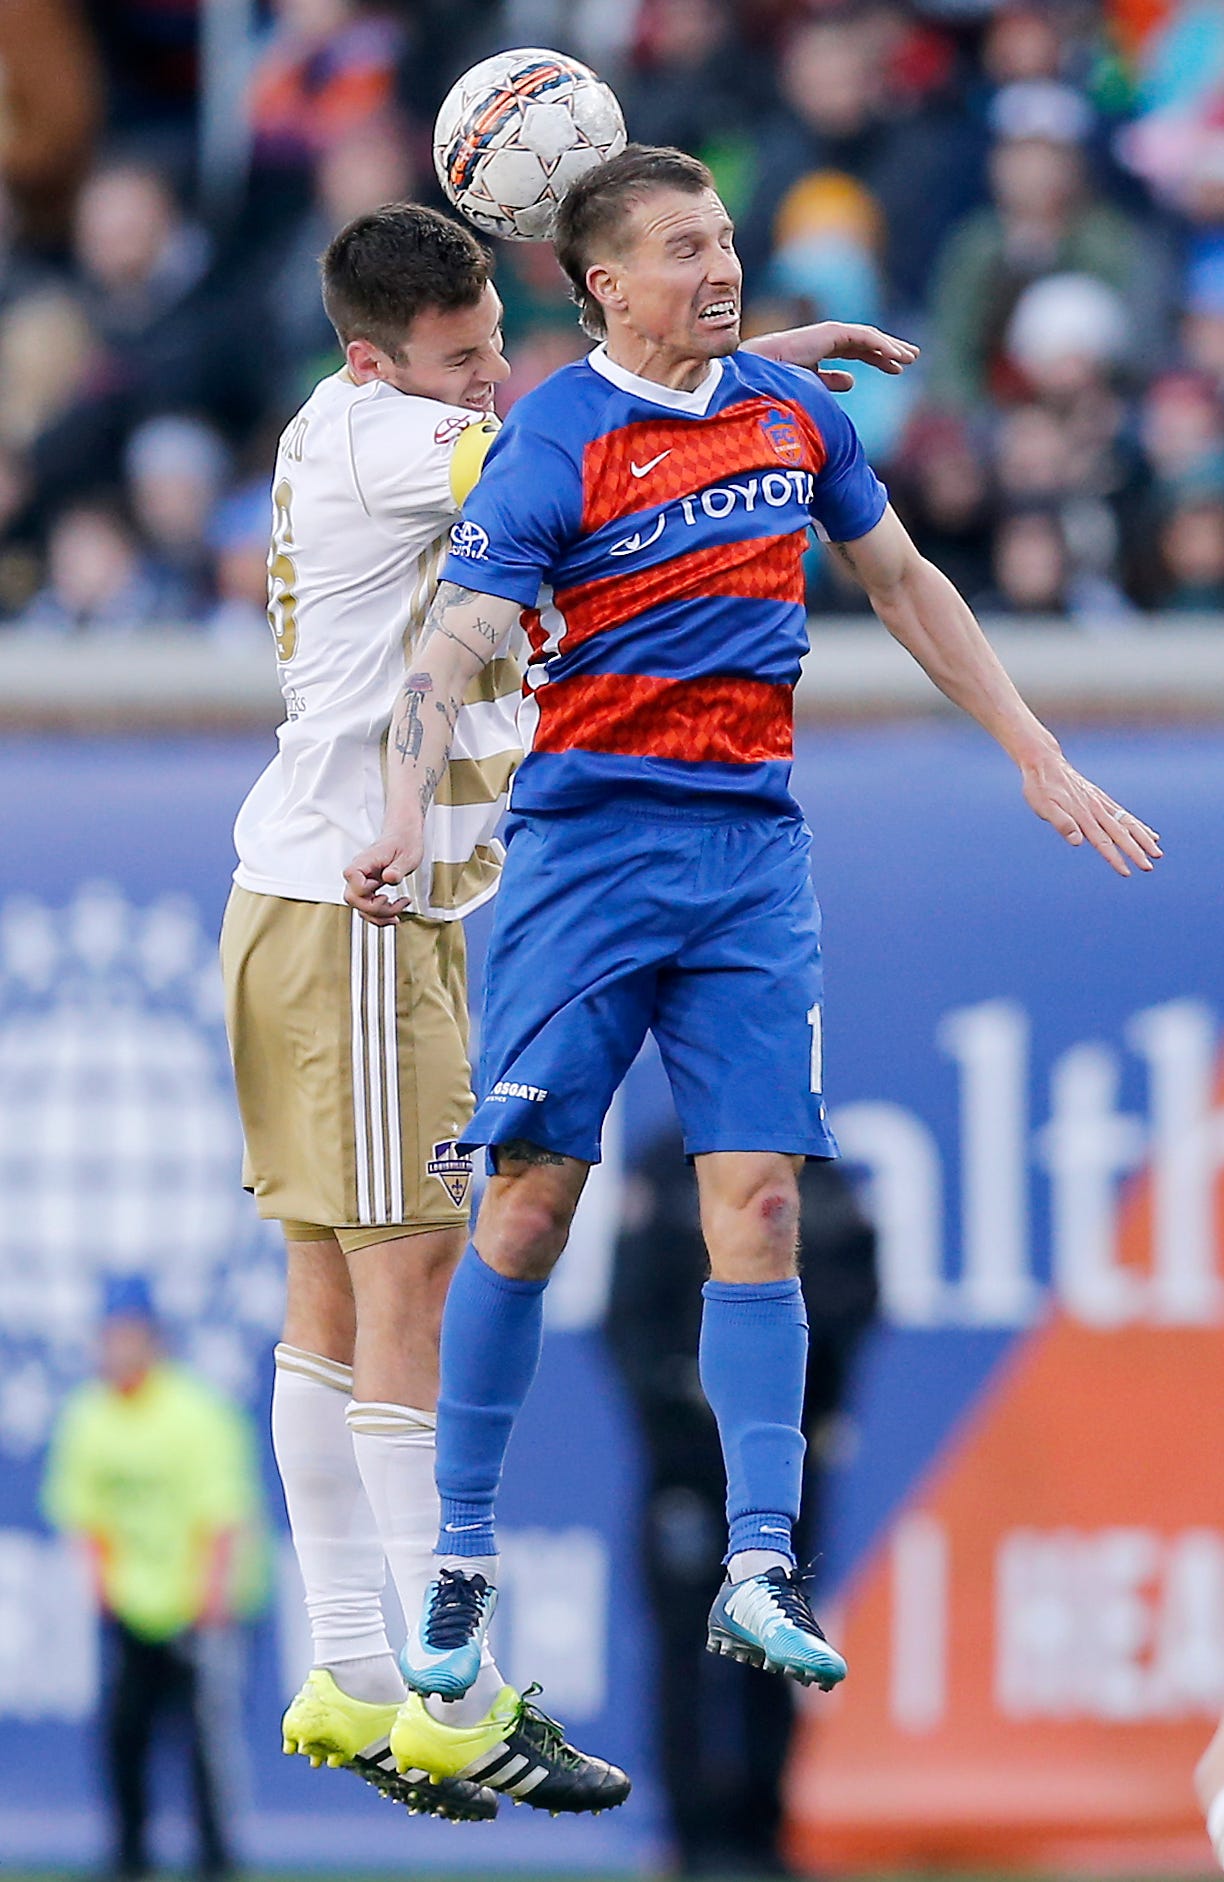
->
<box><xmin>428</xmin><ymin>1139</ymin><xmax>473</xmax><ymax>1208</ymax></box>
<box><xmin>761</xmin><ymin>408</ymin><xmax>804</xmax><ymax>465</ymax></box>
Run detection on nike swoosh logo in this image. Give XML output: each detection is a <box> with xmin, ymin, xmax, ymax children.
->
<box><xmin>630</xmin><ymin>450</ymin><xmax>671</xmax><ymax>477</ymax></box>
<box><xmin>444</xmin><ymin>1521</ymin><xmax>485</xmax><ymax>1533</ymax></box>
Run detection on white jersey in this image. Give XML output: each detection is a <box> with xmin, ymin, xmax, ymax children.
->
<box><xmin>232</xmin><ymin>370</ymin><xmax>520</xmax><ymax>919</ymax></box>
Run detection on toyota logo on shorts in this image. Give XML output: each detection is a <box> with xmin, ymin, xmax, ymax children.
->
<box><xmin>450</xmin><ymin>520</ymin><xmax>490</xmax><ymax>560</ymax></box>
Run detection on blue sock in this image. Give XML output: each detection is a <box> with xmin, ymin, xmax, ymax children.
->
<box><xmin>434</xmin><ymin>1245</ymin><xmax>547</xmax><ymax>1557</ymax></box>
<box><xmin>699</xmin><ymin>1277</ymin><xmax>808</xmax><ymax>1566</ymax></box>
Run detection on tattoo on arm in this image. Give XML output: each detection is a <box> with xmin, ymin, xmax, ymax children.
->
<box><xmin>394</xmin><ymin>690</ymin><xmax>426</xmax><ymax>761</ymax></box>
<box><xmin>830</xmin><ymin>540</ymin><xmax>857</xmax><ymax>572</ymax></box>
<box><xmin>420</xmin><ymin>581</ymin><xmax>504</xmax><ymax>655</ymax></box>
<box><xmin>496</xmin><ymin>1139</ymin><xmax>568</xmax><ymax>1168</ymax></box>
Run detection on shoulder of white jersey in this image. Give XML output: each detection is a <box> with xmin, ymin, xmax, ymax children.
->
<box><xmin>345</xmin><ymin>387</ymin><xmax>498</xmax><ymax>521</ymax></box>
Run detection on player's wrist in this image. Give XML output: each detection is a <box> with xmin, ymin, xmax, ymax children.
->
<box><xmin>1007</xmin><ymin>720</ymin><xmax>1062</xmax><ymax>773</ymax></box>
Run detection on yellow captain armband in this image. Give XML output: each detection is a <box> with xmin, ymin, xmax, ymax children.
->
<box><xmin>449</xmin><ymin>415</ymin><xmax>500</xmax><ymax>507</ymax></box>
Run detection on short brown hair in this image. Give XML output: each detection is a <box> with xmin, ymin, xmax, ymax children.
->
<box><xmin>552</xmin><ymin>145</ymin><xmax>716</xmax><ymax>339</ymax></box>
<box><xmin>320</xmin><ymin>202</ymin><xmax>489</xmax><ymax>356</ymax></box>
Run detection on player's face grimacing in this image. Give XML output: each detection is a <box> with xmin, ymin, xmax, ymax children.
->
<box><xmin>354</xmin><ymin>282</ymin><xmax>510</xmax><ymax>413</ymax></box>
<box><xmin>599</xmin><ymin>186</ymin><xmax>742</xmax><ymax>382</ymax></box>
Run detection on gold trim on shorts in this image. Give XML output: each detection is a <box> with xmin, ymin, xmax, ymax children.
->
<box><xmin>221</xmin><ymin>888</ymin><xmax>475</xmax><ymax>1233</ymax></box>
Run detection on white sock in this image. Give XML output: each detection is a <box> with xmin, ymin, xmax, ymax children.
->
<box><xmin>727</xmin><ymin>1548</ymin><xmax>792</xmax><ymax>1583</ymax></box>
<box><xmin>271</xmin><ymin>1345</ymin><xmax>403</xmax><ymax>1703</ymax></box>
<box><xmin>347</xmin><ymin>1401</ymin><xmax>505</xmax><ymax>1727</ymax></box>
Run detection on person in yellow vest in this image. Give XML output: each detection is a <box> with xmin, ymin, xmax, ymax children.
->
<box><xmin>42</xmin><ymin>1275</ymin><xmax>265</xmax><ymax>1882</ymax></box>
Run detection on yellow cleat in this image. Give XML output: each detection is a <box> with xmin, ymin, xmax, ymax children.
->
<box><xmin>281</xmin><ymin>1669</ymin><xmax>498</xmax><ymax>1822</ymax></box>
<box><xmin>390</xmin><ymin>1683</ymin><xmax>630</xmax><ymax>1815</ymax></box>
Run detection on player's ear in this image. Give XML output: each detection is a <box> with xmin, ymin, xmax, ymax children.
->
<box><xmin>586</xmin><ymin>262</ymin><xmax>623</xmax><ymax>323</ymax></box>
<box><xmin>346</xmin><ymin>338</ymin><xmax>385</xmax><ymax>383</ymax></box>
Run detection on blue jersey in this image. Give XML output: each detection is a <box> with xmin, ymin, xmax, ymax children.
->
<box><xmin>443</xmin><ymin>346</ymin><xmax>887</xmax><ymax>812</ymax></box>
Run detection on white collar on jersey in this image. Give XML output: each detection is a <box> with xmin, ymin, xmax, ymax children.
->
<box><xmin>587</xmin><ymin>344</ymin><xmax>724</xmax><ymax>414</ymax></box>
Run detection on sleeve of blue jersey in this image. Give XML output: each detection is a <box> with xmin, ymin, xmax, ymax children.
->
<box><xmin>751</xmin><ymin>358</ymin><xmax>889</xmax><ymax>544</ymax></box>
<box><xmin>440</xmin><ymin>392</ymin><xmax>583</xmax><ymax>607</ymax></box>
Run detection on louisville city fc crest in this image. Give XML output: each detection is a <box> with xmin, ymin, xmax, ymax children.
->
<box><xmin>427</xmin><ymin>1138</ymin><xmax>473</xmax><ymax>1208</ymax></box>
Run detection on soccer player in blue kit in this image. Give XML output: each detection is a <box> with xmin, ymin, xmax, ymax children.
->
<box><xmin>345</xmin><ymin>146</ymin><xmax>1162</xmax><ymax>1744</ymax></box>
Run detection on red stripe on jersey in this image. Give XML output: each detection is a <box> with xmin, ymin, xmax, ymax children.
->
<box><xmin>532</xmin><ymin>672</ymin><xmax>793</xmax><ymax>764</ymax></box>
<box><xmin>554</xmin><ymin>529</ymin><xmax>808</xmax><ymax>649</ymax></box>
<box><xmin>581</xmin><ymin>397</ymin><xmax>828</xmax><ymax>534</ymax></box>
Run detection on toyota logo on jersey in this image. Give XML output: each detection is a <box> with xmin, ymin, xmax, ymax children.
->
<box><xmin>450</xmin><ymin>519</ymin><xmax>490</xmax><ymax>560</ymax></box>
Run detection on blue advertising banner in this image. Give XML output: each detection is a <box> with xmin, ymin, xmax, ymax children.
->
<box><xmin>0</xmin><ymin>724</ymin><xmax>1220</xmax><ymax>1870</ymax></box>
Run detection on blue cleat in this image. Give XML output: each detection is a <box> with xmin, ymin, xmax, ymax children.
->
<box><xmin>707</xmin><ymin>1566</ymin><xmax>848</xmax><ymax>1690</ymax></box>
<box><xmin>401</xmin><ymin>1567</ymin><xmax>497</xmax><ymax>1698</ymax></box>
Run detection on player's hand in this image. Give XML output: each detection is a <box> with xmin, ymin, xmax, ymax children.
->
<box><xmin>344</xmin><ymin>833</ymin><xmax>422</xmax><ymax>924</ymax></box>
<box><xmin>1020</xmin><ymin>751</ymin><xmax>1163</xmax><ymax>877</ymax></box>
<box><xmin>747</xmin><ymin>321</ymin><xmax>919</xmax><ymax>391</ymax></box>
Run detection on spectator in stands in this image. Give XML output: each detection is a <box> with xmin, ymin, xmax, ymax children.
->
<box><xmin>763</xmin><ymin>170</ymin><xmax>914</xmax><ymax>461</ymax></box>
<box><xmin>891</xmin><ymin>409</ymin><xmax>994</xmax><ymax>601</ymax></box>
<box><xmin>976</xmin><ymin>504</ymin><xmax>1132</xmax><ymax>622</ymax></box>
<box><xmin>42</xmin><ymin>1274</ymin><xmax>265</xmax><ymax>1882</ymax></box>
<box><xmin>1139</xmin><ymin>370</ymin><xmax>1224</xmax><ymax>499</ymax></box>
<box><xmin>927</xmin><ymin>80</ymin><xmax>1173</xmax><ymax>409</ymax></box>
<box><xmin>737</xmin><ymin>8</ymin><xmax>984</xmax><ymax>309</ymax></box>
<box><xmin>1156</xmin><ymin>489</ymin><xmax>1224</xmax><ymax>609</ymax></box>
<box><xmin>619</xmin><ymin>0</ymin><xmax>773</xmax><ymax>192</ymax></box>
<box><xmin>0</xmin><ymin>287</ymin><xmax>100</xmax><ymax>455</ymax></box>
<box><xmin>249</xmin><ymin>0</ymin><xmax>405</xmax><ymax>203</ymax></box>
<box><xmin>14</xmin><ymin>159</ymin><xmax>263</xmax><ymax>511</ymax></box>
<box><xmin>1002</xmin><ymin>273</ymin><xmax>1151</xmax><ymax>600</ymax></box>
<box><xmin>125</xmin><ymin>414</ymin><xmax>230</xmax><ymax>622</ymax></box>
<box><xmin>981</xmin><ymin>3</ymin><xmax>1072</xmax><ymax>89</ymax></box>
<box><xmin>0</xmin><ymin>0</ymin><xmax>102</xmax><ymax>246</ymax></box>
<box><xmin>17</xmin><ymin>498</ymin><xmax>161</xmax><ymax>634</ymax></box>
<box><xmin>267</xmin><ymin>114</ymin><xmax>418</xmax><ymax>403</ymax></box>
<box><xmin>206</xmin><ymin>484</ymin><xmax>274</xmax><ymax>645</ymax></box>
<box><xmin>1183</xmin><ymin>250</ymin><xmax>1224</xmax><ymax>392</ymax></box>
<box><xmin>608</xmin><ymin>1132</ymin><xmax>877</xmax><ymax>1878</ymax></box>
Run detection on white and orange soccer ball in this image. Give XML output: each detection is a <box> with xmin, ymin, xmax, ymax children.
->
<box><xmin>433</xmin><ymin>47</ymin><xmax>627</xmax><ymax>242</ymax></box>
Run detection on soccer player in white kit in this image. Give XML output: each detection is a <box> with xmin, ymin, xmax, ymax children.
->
<box><xmin>223</xmin><ymin>199</ymin><xmax>921</xmax><ymax>1817</ymax></box>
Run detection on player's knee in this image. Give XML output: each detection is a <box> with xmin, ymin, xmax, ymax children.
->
<box><xmin>706</xmin><ymin>1169</ymin><xmax>801</xmax><ymax>1277</ymax></box>
<box><xmin>749</xmin><ymin>1183</ymin><xmax>800</xmax><ymax>1259</ymax></box>
<box><xmin>478</xmin><ymin>1174</ymin><xmax>574</xmax><ymax>1278</ymax></box>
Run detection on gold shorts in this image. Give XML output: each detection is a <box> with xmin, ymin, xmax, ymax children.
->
<box><xmin>220</xmin><ymin>887</ymin><xmax>475</xmax><ymax>1235</ymax></box>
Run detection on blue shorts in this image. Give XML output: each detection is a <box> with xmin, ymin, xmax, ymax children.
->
<box><xmin>463</xmin><ymin>804</ymin><xmax>838</xmax><ymax>1165</ymax></box>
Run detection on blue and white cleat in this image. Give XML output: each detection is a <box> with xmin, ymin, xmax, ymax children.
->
<box><xmin>707</xmin><ymin>1566</ymin><xmax>848</xmax><ymax>1690</ymax></box>
<box><xmin>401</xmin><ymin>1567</ymin><xmax>498</xmax><ymax>1699</ymax></box>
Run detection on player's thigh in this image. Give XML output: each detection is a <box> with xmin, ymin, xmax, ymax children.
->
<box><xmin>653</xmin><ymin>817</ymin><xmax>837</xmax><ymax>1160</ymax></box>
<box><xmin>221</xmin><ymin>889</ymin><xmax>475</xmax><ymax>1234</ymax></box>
<box><xmin>467</xmin><ymin>815</ymin><xmax>666</xmax><ymax>1165</ymax></box>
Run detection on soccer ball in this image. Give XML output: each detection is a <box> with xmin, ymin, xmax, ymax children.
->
<box><xmin>433</xmin><ymin>47</ymin><xmax>627</xmax><ymax>242</ymax></box>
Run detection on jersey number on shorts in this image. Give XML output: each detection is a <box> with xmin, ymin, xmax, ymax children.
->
<box><xmin>268</xmin><ymin>479</ymin><xmax>299</xmax><ymax>663</ymax></box>
<box><xmin>807</xmin><ymin>1003</ymin><xmax>823</xmax><ymax>1094</ymax></box>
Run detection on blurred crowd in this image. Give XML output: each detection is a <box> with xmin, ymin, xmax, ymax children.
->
<box><xmin>2</xmin><ymin>0</ymin><xmax>1223</xmax><ymax>633</ymax></box>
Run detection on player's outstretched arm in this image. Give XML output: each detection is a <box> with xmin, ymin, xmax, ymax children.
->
<box><xmin>831</xmin><ymin>506</ymin><xmax>1163</xmax><ymax>877</ymax></box>
<box><xmin>744</xmin><ymin>322</ymin><xmax>919</xmax><ymax>392</ymax></box>
<box><xmin>344</xmin><ymin>581</ymin><xmax>521</xmax><ymax>924</ymax></box>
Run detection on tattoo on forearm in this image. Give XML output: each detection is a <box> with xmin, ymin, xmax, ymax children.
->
<box><xmin>418</xmin><ymin>764</ymin><xmax>442</xmax><ymax>814</ymax></box>
<box><xmin>394</xmin><ymin>691</ymin><xmax>426</xmax><ymax>760</ymax></box>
